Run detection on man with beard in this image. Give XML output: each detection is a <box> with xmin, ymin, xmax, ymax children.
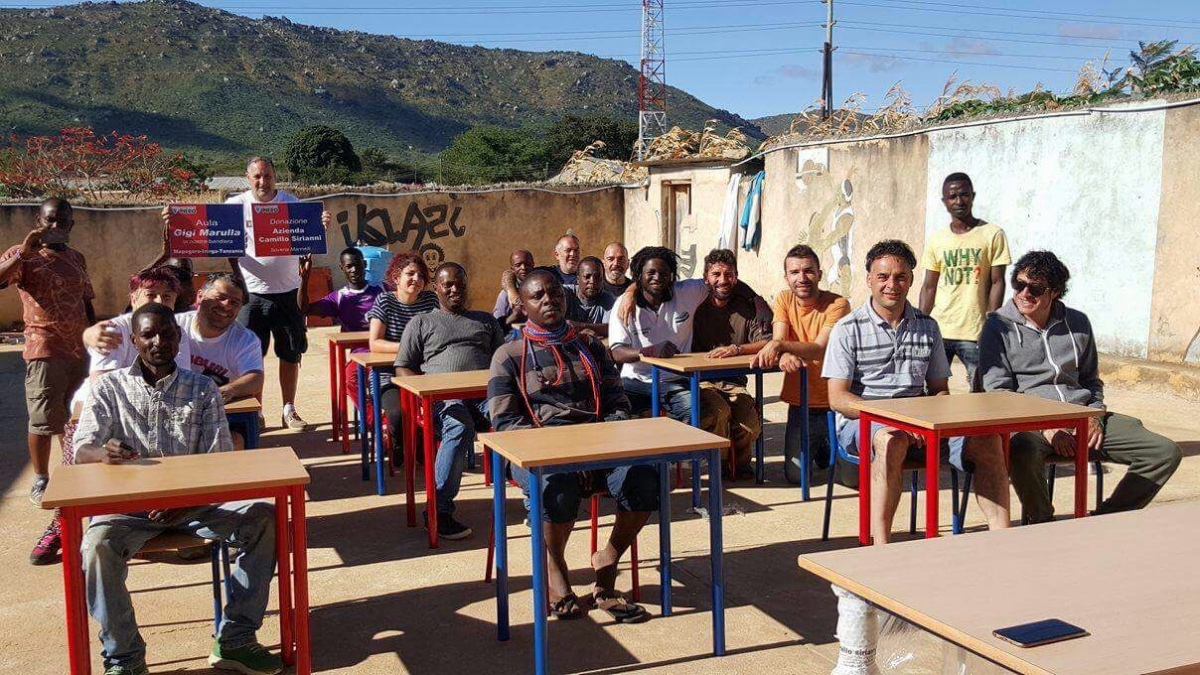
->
<box><xmin>488</xmin><ymin>269</ymin><xmax>654</xmax><ymax>623</ymax></box>
<box><xmin>601</xmin><ymin>241</ymin><xmax>632</xmax><ymax>295</ymax></box>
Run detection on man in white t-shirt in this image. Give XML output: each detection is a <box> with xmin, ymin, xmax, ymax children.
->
<box><xmin>223</xmin><ymin>156</ymin><xmax>329</xmax><ymax>431</ymax></box>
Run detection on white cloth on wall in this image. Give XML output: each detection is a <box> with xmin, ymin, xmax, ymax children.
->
<box><xmin>717</xmin><ymin>173</ymin><xmax>742</xmax><ymax>250</ymax></box>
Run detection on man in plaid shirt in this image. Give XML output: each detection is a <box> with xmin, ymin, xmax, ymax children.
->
<box><xmin>73</xmin><ymin>303</ymin><xmax>284</xmax><ymax>675</ymax></box>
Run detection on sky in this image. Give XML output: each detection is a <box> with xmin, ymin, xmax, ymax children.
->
<box><xmin>9</xmin><ymin>0</ymin><xmax>1200</xmax><ymax>121</ymax></box>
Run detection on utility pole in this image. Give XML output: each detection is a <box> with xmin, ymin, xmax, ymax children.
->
<box><xmin>820</xmin><ymin>0</ymin><xmax>835</xmax><ymax>119</ymax></box>
<box><xmin>637</xmin><ymin>0</ymin><xmax>667</xmax><ymax>160</ymax></box>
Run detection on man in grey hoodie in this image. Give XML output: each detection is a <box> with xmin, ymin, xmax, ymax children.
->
<box><xmin>978</xmin><ymin>250</ymin><xmax>1181</xmax><ymax>524</ymax></box>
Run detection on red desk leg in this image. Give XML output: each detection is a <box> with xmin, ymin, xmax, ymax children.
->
<box><xmin>403</xmin><ymin>389</ymin><xmax>417</xmax><ymax>528</ymax></box>
<box><xmin>60</xmin><ymin>510</ymin><xmax>89</xmax><ymax>674</ymax></box>
<box><xmin>290</xmin><ymin>485</ymin><xmax>311</xmax><ymax>675</ymax></box>
<box><xmin>924</xmin><ymin>430</ymin><xmax>940</xmax><ymax>538</ymax></box>
<box><xmin>274</xmin><ymin>494</ymin><xmax>294</xmax><ymax>666</ymax></box>
<box><xmin>1074</xmin><ymin>418</ymin><xmax>1089</xmax><ymax>518</ymax></box>
<box><xmin>859</xmin><ymin>415</ymin><xmax>871</xmax><ymax>546</ymax></box>
<box><xmin>337</xmin><ymin>346</ymin><xmax>350</xmax><ymax>454</ymax></box>
<box><xmin>328</xmin><ymin>343</ymin><xmax>339</xmax><ymax>443</ymax></box>
<box><xmin>423</xmin><ymin>395</ymin><xmax>439</xmax><ymax>548</ymax></box>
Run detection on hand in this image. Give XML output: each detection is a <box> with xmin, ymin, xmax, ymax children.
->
<box><xmin>1044</xmin><ymin>428</ymin><xmax>1076</xmax><ymax>457</ymax></box>
<box><xmin>160</xmin><ymin>205</ymin><xmax>171</xmax><ymax>225</ymax></box>
<box><xmin>752</xmin><ymin>339</ymin><xmax>784</xmax><ymax>369</ymax></box>
<box><xmin>320</xmin><ymin>210</ymin><xmax>332</xmax><ymax>230</ymax></box>
<box><xmin>147</xmin><ymin>508</ymin><xmax>178</xmax><ymax>523</ymax></box>
<box><xmin>19</xmin><ymin>226</ymin><xmax>48</xmax><ymax>258</ymax></box>
<box><xmin>617</xmin><ymin>288</ymin><xmax>637</xmax><ymax>325</ymax></box>
<box><xmin>706</xmin><ymin>345</ymin><xmax>739</xmax><ymax>359</ymax></box>
<box><xmin>778</xmin><ymin>353</ymin><xmax>805</xmax><ymax>373</ymax></box>
<box><xmin>219</xmin><ymin>385</ymin><xmax>235</xmax><ymax>403</ymax></box>
<box><xmin>299</xmin><ymin>254</ymin><xmax>313</xmax><ymax>278</ymax></box>
<box><xmin>658</xmin><ymin>341</ymin><xmax>680</xmax><ymax>358</ymax></box>
<box><xmin>101</xmin><ymin>439</ymin><xmax>139</xmax><ymax>464</ymax></box>
<box><xmin>84</xmin><ymin>320</ymin><xmax>123</xmax><ymax>354</ymax></box>
<box><xmin>1087</xmin><ymin>417</ymin><xmax>1105</xmax><ymax>451</ymax></box>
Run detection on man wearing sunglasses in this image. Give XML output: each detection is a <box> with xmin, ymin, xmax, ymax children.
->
<box><xmin>978</xmin><ymin>250</ymin><xmax>1181</xmax><ymax>524</ymax></box>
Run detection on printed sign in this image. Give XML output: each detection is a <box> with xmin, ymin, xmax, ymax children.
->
<box><xmin>251</xmin><ymin>202</ymin><xmax>326</xmax><ymax>257</ymax></box>
<box><xmin>166</xmin><ymin>204</ymin><xmax>246</xmax><ymax>258</ymax></box>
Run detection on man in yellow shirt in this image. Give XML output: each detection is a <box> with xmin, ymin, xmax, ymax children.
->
<box><xmin>752</xmin><ymin>244</ymin><xmax>850</xmax><ymax>485</ymax></box>
<box><xmin>918</xmin><ymin>172</ymin><xmax>1011</xmax><ymax>386</ymax></box>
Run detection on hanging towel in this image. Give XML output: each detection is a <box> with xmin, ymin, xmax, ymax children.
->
<box><xmin>717</xmin><ymin>173</ymin><xmax>742</xmax><ymax>250</ymax></box>
<box><xmin>739</xmin><ymin>171</ymin><xmax>765</xmax><ymax>251</ymax></box>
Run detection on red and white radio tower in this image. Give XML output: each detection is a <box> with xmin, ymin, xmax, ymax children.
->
<box><xmin>637</xmin><ymin>0</ymin><xmax>667</xmax><ymax>160</ymax></box>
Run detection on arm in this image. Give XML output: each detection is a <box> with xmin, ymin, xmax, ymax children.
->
<box><xmin>918</xmin><ymin>270</ymin><xmax>940</xmax><ymax>315</ymax></box>
<box><xmin>298</xmin><ymin>255</ymin><xmax>313</xmax><ymax>314</ymax></box>
<box><xmin>1077</xmin><ymin>315</ymin><xmax>1105</xmax><ymax>410</ymax></box>
<box><xmin>226</xmin><ymin>257</ymin><xmax>244</xmax><ymax>284</ymax></box>
<box><xmin>147</xmin><ymin>209</ymin><xmax>173</xmax><ymax>269</ymax></box>
<box><xmin>72</xmin><ymin>380</ymin><xmax>131</xmax><ymax>465</ymax></box>
<box><xmin>987</xmin><ymin>265</ymin><xmax>1006</xmax><ymax>313</ymax></box>
<box><xmin>393</xmin><ymin>316</ymin><xmax>424</xmax><ymax>377</ymax></box>
<box><xmin>827</xmin><ymin>378</ymin><xmax>864</xmax><ymax>420</ymax></box>
<box><xmin>977</xmin><ymin>318</ymin><xmax>1016</xmax><ymax>393</ymax></box>
<box><xmin>596</xmin><ymin>341</ymin><xmax>632</xmax><ymax>421</ymax></box>
<box><xmin>200</xmin><ymin>380</ymin><xmax>235</xmax><ymax>453</ymax></box>
<box><xmin>0</xmin><ymin>230</ymin><xmax>45</xmax><ymax>287</ymax></box>
<box><xmin>220</xmin><ymin>371</ymin><xmax>264</xmax><ymax>403</ymax></box>
<box><xmin>83</xmin><ymin>319</ymin><xmax>124</xmax><ymax>355</ymax></box>
<box><xmin>368</xmin><ymin>317</ymin><xmax>399</xmax><ymax>354</ymax></box>
<box><xmin>501</xmin><ymin>269</ymin><xmax>520</xmax><ymax>309</ymax></box>
<box><xmin>485</xmin><ymin>352</ymin><xmax>535</xmax><ymax>432</ymax></box>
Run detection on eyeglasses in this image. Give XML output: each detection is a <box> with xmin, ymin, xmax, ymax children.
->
<box><xmin>1012</xmin><ymin>278</ymin><xmax>1048</xmax><ymax>298</ymax></box>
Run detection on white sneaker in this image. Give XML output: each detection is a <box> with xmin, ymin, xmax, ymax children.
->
<box><xmin>282</xmin><ymin>409</ymin><xmax>310</xmax><ymax>432</ymax></box>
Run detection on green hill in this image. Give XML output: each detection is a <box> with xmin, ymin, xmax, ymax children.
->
<box><xmin>0</xmin><ymin>0</ymin><xmax>764</xmax><ymax>170</ymax></box>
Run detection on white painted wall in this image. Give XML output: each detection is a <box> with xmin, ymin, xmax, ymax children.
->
<box><xmin>924</xmin><ymin>108</ymin><xmax>1166</xmax><ymax>357</ymax></box>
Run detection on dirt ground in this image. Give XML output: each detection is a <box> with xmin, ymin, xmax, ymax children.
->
<box><xmin>0</xmin><ymin>328</ymin><xmax>1196</xmax><ymax>674</ymax></box>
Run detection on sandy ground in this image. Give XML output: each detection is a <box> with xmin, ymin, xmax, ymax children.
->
<box><xmin>0</xmin><ymin>328</ymin><xmax>1196</xmax><ymax>674</ymax></box>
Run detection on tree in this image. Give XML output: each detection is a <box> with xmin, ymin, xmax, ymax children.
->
<box><xmin>437</xmin><ymin>126</ymin><xmax>547</xmax><ymax>185</ymax></box>
<box><xmin>360</xmin><ymin>146</ymin><xmax>424</xmax><ymax>183</ymax></box>
<box><xmin>283</xmin><ymin>125</ymin><xmax>362</xmax><ymax>184</ymax></box>
<box><xmin>541</xmin><ymin>115</ymin><xmax>639</xmax><ymax>172</ymax></box>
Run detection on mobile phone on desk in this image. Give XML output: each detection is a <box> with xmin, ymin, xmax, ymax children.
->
<box><xmin>993</xmin><ymin>619</ymin><xmax>1088</xmax><ymax>648</ymax></box>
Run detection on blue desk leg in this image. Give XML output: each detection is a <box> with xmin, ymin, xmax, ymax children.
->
<box><xmin>690</xmin><ymin>374</ymin><xmax>702</xmax><ymax>509</ymax></box>
<box><xmin>708</xmin><ymin>448</ymin><xmax>726</xmax><ymax>656</ymax></box>
<box><xmin>529</xmin><ymin>468</ymin><xmax>548</xmax><ymax>675</ymax></box>
<box><xmin>248</xmin><ymin>415</ymin><xmax>259</xmax><ymax>449</ymax></box>
<box><xmin>658</xmin><ymin>460</ymin><xmax>672</xmax><ymax>616</ymax></box>
<box><xmin>754</xmin><ymin>371</ymin><xmax>764</xmax><ymax>484</ymax></box>
<box><xmin>371</xmin><ymin>368</ymin><xmax>385</xmax><ymax>496</ymax></box>
<box><xmin>800</xmin><ymin>367</ymin><xmax>810</xmax><ymax>502</ymax></box>
<box><xmin>650</xmin><ymin>366</ymin><xmax>660</xmax><ymax>417</ymax></box>
<box><xmin>492</xmin><ymin>449</ymin><xmax>509</xmax><ymax>641</ymax></box>
<box><xmin>357</xmin><ymin>364</ymin><xmax>368</xmax><ymax>482</ymax></box>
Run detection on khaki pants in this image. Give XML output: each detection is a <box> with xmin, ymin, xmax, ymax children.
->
<box><xmin>699</xmin><ymin>382</ymin><xmax>762</xmax><ymax>469</ymax></box>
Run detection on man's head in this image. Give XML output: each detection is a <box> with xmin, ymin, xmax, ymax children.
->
<box><xmin>703</xmin><ymin>249</ymin><xmax>738</xmax><ymax>303</ymax></box>
<box><xmin>864</xmin><ymin>240</ymin><xmax>916</xmax><ymax>313</ymax></box>
<box><xmin>128</xmin><ymin>267</ymin><xmax>182</xmax><ymax>311</ymax></box>
<box><xmin>197</xmin><ymin>272</ymin><xmax>247</xmax><ymax>332</ymax></box>
<box><xmin>577</xmin><ymin>256</ymin><xmax>604</xmax><ymax>300</ymax></box>
<box><xmin>519</xmin><ymin>269</ymin><xmax>567</xmax><ymax>329</ymax></box>
<box><xmin>941</xmin><ymin>172</ymin><xmax>975</xmax><ymax>222</ymax></box>
<box><xmin>340</xmin><ymin>247</ymin><xmax>366</xmax><ymax>288</ymax></box>
<box><xmin>386</xmin><ymin>251</ymin><xmax>431</xmax><ymax>297</ymax></box>
<box><xmin>784</xmin><ymin>244</ymin><xmax>822</xmax><ymax>300</ymax></box>
<box><xmin>630</xmin><ymin>246</ymin><xmax>679</xmax><ymax>303</ymax></box>
<box><xmin>160</xmin><ymin>257</ymin><xmax>196</xmax><ymax>310</ymax></box>
<box><xmin>553</xmin><ymin>234</ymin><xmax>581</xmax><ymax>275</ymax></box>
<box><xmin>510</xmin><ymin>249</ymin><xmax>534</xmax><ymax>282</ymax></box>
<box><xmin>130</xmin><ymin>302</ymin><xmax>180</xmax><ymax>370</ymax></box>
<box><xmin>433</xmin><ymin>262</ymin><xmax>468</xmax><ymax>312</ymax></box>
<box><xmin>245</xmin><ymin>156</ymin><xmax>278</xmax><ymax>201</ymax></box>
<box><xmin>602</xmin><ymin>242</ymin><xmax>629</xmax><ymax>283</ymax></box>
<box><xmin>1010</xmin><ymin>250</ymin><xmax>1069</xmax><ymax>321</ymax></box>
<box><xmin>38</xmin><ymin>197</ymin><xmax>74</xmax><ymax>248</ymax></box>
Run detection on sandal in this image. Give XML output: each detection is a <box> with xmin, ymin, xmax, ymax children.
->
<box><xmin>594</xmin><ymin>591</ymin><xmax>650</xmax><ymax>624</ymax></box>
<box><xmin>550</xmin><ymin>593</ymin><xmax>585</xmax><ymax>620</ymax></box>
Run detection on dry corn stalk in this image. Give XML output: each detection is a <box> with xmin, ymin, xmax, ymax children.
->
<box><xmin>642</xmin><ymin>125</ymin><xmax>700</xmax><ymax>161</ymax></box>
<box><xmin>551</xmin><ymin>139</ymin><xmax>646</xmax><ymax>184</ymax></box>
<box><xmin>697</xmin><ymin>120</ymin><xmax>751</xmax><ymax>160</ymax></box>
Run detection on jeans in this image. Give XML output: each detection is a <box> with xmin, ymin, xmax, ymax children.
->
<box><xmin>81</xmin><ymin>500</ymin><xmax>276</xmax><ymax>668</ymax></box>
<box><xmin>784</xmin><ymin>405</ymin><xmax>833</xmax><ymax>485</ymax></box>
<box><xmin>622</xmin><ymin>375</ymin><xmax>692</xmax><ymax>422</ymax></box>
<box><xmin>510</xmin><ymin>464</ymin><xmax>660</xmax><ymax>523</ymax></box>
<box><xmin>432</xmin><ymin>398</ymin><xmax>489</xmax><ymax>515</ymax></box>
<box><xmin>943</xmin><ymin>339</ymin><xmax>980</xmax><ymax>389</ymax></box>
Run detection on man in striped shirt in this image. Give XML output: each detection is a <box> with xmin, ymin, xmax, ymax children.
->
<box><xmin>823</xmin><ymin>240</ymin><xmax>1009</xmax><ymax>544</ymax></box>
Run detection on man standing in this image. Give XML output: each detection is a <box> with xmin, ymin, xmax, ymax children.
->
<box><xmin>918</xmin><ymin>172</ymin><xmax>1010</xmax><ymax>385</ymax></box>
<box><xmin>691</xmin><ymin>249</ymin><xmax>769</xmax><ymax>478</ymax></box>
<box><xmin>489</xmin><ymin>270</ymin><xmax>654</xmax><ymax>622</ymax></box>
<box><xmin>494</xmin><ymin>249</ymin><xmax>535</xmax><ymax>330</ymax></box>
<box><xmin>548</xmin><ymin>233</ymin><xmax>581</xmax><ymax>286</ymax></box>
<box><xmin>601</xmin><ymin>241</ymin><xmax>632</xmax><ymax>295</ymax></box>
<box><xmin>74</xmin><ymin>303</ymin><xmax>283</xmax><ymax>675</ymax></box>
<box><xmin>978</xmin><ymin>250</ymin><xmax>1181</xmax><ymax>523</ymax></box>
<box><xmin>566</xmin><ymin>256</ymin><xmax>616</xmax><ymax>337</ymax></box>
<box><xmin>824</xmin><ymin>240</ymin><xmax>1010</xmax><ymax>544</ymax></box>
<box><xmin>752</xmin><ymin>244</ymin><xmax>851</xmax><ymax>485</ymax></box>
<box><xmin>0</xmin><ymin>197</ymin><xmax>95</xmax><ymax>506</ymax></box>
<box><xmin>222</xmin><ymin>156</ymin><xmax>330</xmax><ymax>431</ymax></box>
<box><xmin>396</xmin><ymin>263</ymin><xmax>504</xmax><ymax>540</ymax></box>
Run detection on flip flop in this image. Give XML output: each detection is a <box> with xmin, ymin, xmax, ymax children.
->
<box><xmin>594</xmin><ymin>592</ymin><xmax>650</xmax><ymax>624</ymax></box>
<box><xmin>550</xmin><ymin>593</ymin><xmax>585</xmax><ymax>620</ymax></box>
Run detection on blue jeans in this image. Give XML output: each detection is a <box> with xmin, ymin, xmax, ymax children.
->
<box><xmin>784</xmin><ymin>405</ymin><xmax>833</xmax><ymax>485</ymax></box>
<box><xmin>943</xmin><ymin>339</ymin><xmax>980</xmax><ymax>389</ymax></box>
<box><xmin>622</xmin><ymin>376</ymin><xmax>693</xmax><ymax>422</ymax></box>
<box><xmin>433</xmin><ymin>398</ymin><xmax>489</xmax><ymax>515</ymax></box>
<box><xmin>81</xmin><ymin>500</ymin><xmax>276</xmax><ymax>668</ymax></box>
<box><xmin>510</xmin><ymin>464</ymin><xmax>660</xmax><ymax>523</ymax></box>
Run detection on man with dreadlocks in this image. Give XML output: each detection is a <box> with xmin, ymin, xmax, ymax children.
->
<box><xmin>488</xmin><ymin>269</ymin><xmax>656</xmax><ymax>623</ymax></box>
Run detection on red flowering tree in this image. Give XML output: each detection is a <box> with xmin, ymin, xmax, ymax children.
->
<box><xmin>0</xmin><ymin>127</ymin><xmax>208</xmax><ymax>201</ymax></box>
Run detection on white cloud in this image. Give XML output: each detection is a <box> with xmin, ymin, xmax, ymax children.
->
<box><xmin>1059</xmin><ymin>22</ymin><xmax>1123</xmax><ymax>40</ymax></box>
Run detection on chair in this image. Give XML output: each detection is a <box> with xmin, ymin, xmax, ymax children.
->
<box><xmin>821</xmin><ymin>411</ymin><xmax>967</xmax><ymax>541</ymax></box>
<box><xmin>1046</xmin><ymin>457</ymin><xmax>1105</xmax><ymax>506</ymax></box>
<box><xmin>134</xmin><ymin>532</ymin><xmax>231</xmax><ymax>635</ymax></box>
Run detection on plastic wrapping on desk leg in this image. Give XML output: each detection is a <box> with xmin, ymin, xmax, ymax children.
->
<box><xmin>832</xmin><ymin>584</ymin><xmax>880</xmax><ymax>675</ymax></box>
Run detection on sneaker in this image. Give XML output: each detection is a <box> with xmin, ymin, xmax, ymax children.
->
<box><xmin>103</xmin><ymin>663</ymin><xmax>149</xmax><ymax>675</ymax></box>
<box><xmin>29</xmin><ymin>476</ymin><xmax>49</xmax><ymax>507</ymax></box>
<box><xmin>209</xmin><ymin>641</ymin><xmax>284</xmax><ymax>675</ymax></box>
<box><xmin>423</xmin><ymin>511</ymin><xmax>473</xmax><ymax>541</ymax></box>
<box><xmin>282</xmin><ymin>409</ymin><xmax>310</xmax><ymax>432</ymax></box>
<box><xmin>30</xmin><ymin>521</ymin><xmax>61</xmax><ymax>566</ymax></box>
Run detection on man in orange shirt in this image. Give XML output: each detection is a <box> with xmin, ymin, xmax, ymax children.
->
<box><xmin>752</xmin><ymin>244</ymin><xmax>850</xmax><ymax>485</ymax></box>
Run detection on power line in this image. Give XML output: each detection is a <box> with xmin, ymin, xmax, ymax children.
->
<box><xmin>839</xmin><ymin>0</ymin><xmax>1200</xmax><ymax>30</ymax></box>
<box><xmin>0</xmin><ymin>0</ymin><xmax>812</xmax><ymax>14</ymax></box>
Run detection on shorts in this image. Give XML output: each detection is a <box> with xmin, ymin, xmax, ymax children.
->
<box><xmin>25</xmin><ymin>357</ymin><xmax>87</xmax><ymax>435</ymax></box>
<box><xmin>238</xmin><ymin>290</ymin><xmax>308</xmax><ymax>363</ymax></box>
<box><xmin>510</xmin><ymin>464</ymin><xmax>660</xmax><ymax>523</ymax></box>
<box><xmin>837</xmin><ymin>419</ymin><xmax>968</xmax><ymax>472</ymax></box>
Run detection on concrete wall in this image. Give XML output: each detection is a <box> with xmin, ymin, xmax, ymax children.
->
<box><xmin>623</xmin><ymin>99</ymin><xmax>1200</xmax><ymax>365</ymax></box>
<box><xmin>0</xmin><ymin>187</ymin><xmax>625</xmax><ymax>324</ymax></box>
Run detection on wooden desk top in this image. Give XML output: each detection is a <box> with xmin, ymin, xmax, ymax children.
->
<box><xmin>797</xmin><ymin>501</ymin><xmax>1200</xmax><ymax>675</ymax></box>
<box><xmin>851</xmin><ymin>391</ymin><xmax>1104</xmax><ymax>431</ymax></box>
<box><xmin>479</xmin><ymin>416</ymin><xmax>730</xmax><ymax>469</ymax></box>
<box><xmin>349</xmin><ymin>351</ymin><xmax>396</xmax><ymax>368</ymax></box>
<box><xmin>396</xmin><ymin>369</ymin><xmax>491</xmax><ymax>397</ymax></box>
<box><xmin>42</xmin><ymin>446</ymin><xmax>309</xmax><ymax>510</ymax></box>
<box><xmin>327</xmin><ymin>330</ymin><xmax>370</xmax><ymax>345</ymax></box>
<box><xmin>72</xmin><ymin>397</ymin><xmax>261</xmax><ymax>423</ymax></box>
<box><xmin>639</xmin><ymin>352</ymin><xmax>764</xmax><ymax>374</ymax></box>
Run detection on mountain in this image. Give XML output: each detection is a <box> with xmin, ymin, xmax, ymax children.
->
<box><xmin>0</xmin><ymin>0</ymin><xmax>764</xmax><ymax>168</ymax></box>
<box><xmin>751</xmin><ymin>113</ymin><xmax>802</xmax><ymax>137</ymax></box>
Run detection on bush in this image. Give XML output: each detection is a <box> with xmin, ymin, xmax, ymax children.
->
<box><xmin>436</xmin><ymin>126</ymin><xmax>547</xmax><ymax>185</ymax></box>
<box><xmin>284</xmin><ymin>125</ymin><xmax>362</xmax><ymax>184</ymax></box>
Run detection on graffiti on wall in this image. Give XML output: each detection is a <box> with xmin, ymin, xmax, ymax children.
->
<box><xmin>336</xmin><ymin>202</ymin><xmax>466</xmax><ymax>256</ymax></box>
<box><xmin>795</xmin><ymin>148</ymin><xmax>857</xmax><ymax>297</ymax></box>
